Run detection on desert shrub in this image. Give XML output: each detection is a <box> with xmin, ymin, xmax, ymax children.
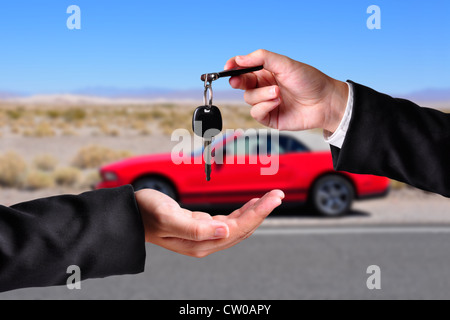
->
<box><xmin>158</xmin><ymin>103</ymin><xmax>175</xmax><ymax>109</ymax></box>
<box><xmin>53</xmin><ymin>166</ymin><xmax>81</xmax><ymax>186</ymax></box>
<box><xmin>108</xmin><ymin>128</ymin><xmax>120</xmax><ymax>136</ymax></box>
<box><xmin>33</xmin><ymin>154</ymin><xmax>58</xmax><ymax>171</ymax></box>
<box><xmin>134</xmin><ymin>111</ymin><xmax>154</xmax><ymax>120</ymax></box>
<box><xmin>46</xmin><ymin>110</ymin><xmax>61</xmax><ymax>119</ymax></box>
<box><xmin>72</xmin><ymin>145</ymin><xmax>133</xmax><ymax>169</ymax></box>
<box><xmin>79</xmin><ymin>170</ymin><xmax>101</xmax><ymax>189</ymax></box>
<box><xmin>63</xmin><ymin>108</ymin><xmax>86</xmax><ymax>122</ymax></box>
<box><xmin>130</xmin><ymin>120</ymin><xmax>147</xmax><ymax>131</ymax></box>
<box><xmin>24</xmin><ymin>170</ymin><xmax>54</xmax><ymax>190</ymax></box>
<box><xmin>98</xmin><ymin>123</ymin><xmax>120</xmax><ymax>136</ymax></box>
<box><xmin>0</xmin><ymin>151</ymin><xmax>27</xmax><ymax>187</ymax></box>
<box><xmin>159</xmin><ymin>117</ymin><xmax>185</xmax><ymax>136</ymax></box>
<box><xmin>25</xmin><ymin>123</ymin><xmax>55</xmax><ymax>137</ymax></box>
<box><xmin>6</xmin><ymin>109</ymin><xmax>24</xmax><ymax>120</ymax></box>
<box><xmin>149</xmin><ymin>109</ymin><xmax>167</xmax><ymax>119</ymax></box>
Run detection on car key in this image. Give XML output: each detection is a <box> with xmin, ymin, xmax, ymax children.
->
<box><xmin>194</xmin><ymin>66</ymin><xmax>262</xmax><ymax>181</ymax></box>
<box><xmin>192</xmin><ymin>77</ymin><xmax>222</xmax><ymax>181</ymax></box>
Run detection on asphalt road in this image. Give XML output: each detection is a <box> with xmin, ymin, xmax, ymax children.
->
<box><xmin>2</xmin><ymin>225</ymin><xmax>450</xmax><ymax>300</ymax></box>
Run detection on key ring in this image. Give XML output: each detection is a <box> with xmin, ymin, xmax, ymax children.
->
<box><xmin>203</xmin><ymin>74</ymin><xmax>213</xmax><ymax>109</ymax></box>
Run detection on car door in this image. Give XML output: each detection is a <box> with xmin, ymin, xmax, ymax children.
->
<box><xmin>206</xmin><ymin>133</ymin><xmax>294</xmax><ymax>202</ymax></box>
<box><xmin>274</xmin><ymin>135</ymin><xmax>313</xmax><ymax>202</ymax></box>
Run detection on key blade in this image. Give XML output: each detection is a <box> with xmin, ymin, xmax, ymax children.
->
<box><xmin>205</xmin><ymin>164</ymin><xmax>211</xmax><ymax>181</ymax></box>
<box><xmin>204</xmin><ymin>140</ymin><xmax>212</xmax><ymax>181</ymax></box>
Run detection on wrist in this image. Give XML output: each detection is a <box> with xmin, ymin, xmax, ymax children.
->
<box><xmin>134</xmin><ymin>190</ymin><xmax>152</xmax><ymax>243</ymax></box>
<box><xmin>323</xmin><ymin>79</ymin><xmax>349</xmax><ymax>134</ymax></box>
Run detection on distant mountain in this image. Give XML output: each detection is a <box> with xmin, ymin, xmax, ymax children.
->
<box><xmin>73</xmin><ymin>85</ymin><xmax>450</xmax><ymax>102</ymax></box>
<box><xmin>0</xmin><ymin>91</ymin><xmax>20</xmax><ymax>99</ymax></box>
<box><xmin>2</xmin><ymin>85</ymin><xmax>449</xmax><ymax>106</ymax></box>
<box><xmin>73</xmin><ymin>86</ymin><xmax>172</xmax><ymax>98</ymax></box>
<box><xmin>74</xmin><ymin>86</ymin><xmax>245</xmax><ymax>101</ymax></box>
<box><xmin>403</xmin><ymin>88</ymin><xmax>450</xmax><ymax>102</ymax></box>
<box><xmin>0</xmin><ymin>87</ymin><xmax>245</xmax><ymax>105</ymax></box>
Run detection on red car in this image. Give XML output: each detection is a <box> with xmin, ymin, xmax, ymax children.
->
<box><xmin>96</xmin><ymin>132</ymin><xmax>390</xmax><ymax>216</ymax></box>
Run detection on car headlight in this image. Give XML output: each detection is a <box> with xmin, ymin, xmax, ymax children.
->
<box><xmin>102</xmin><ymin>171</ymin><xmax>118</xmax><ymax>181</ymax></box>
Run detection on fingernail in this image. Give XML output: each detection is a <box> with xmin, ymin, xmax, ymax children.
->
<box><xmin>214</xmin><ymin>227</ymin><xmax>228</xmax><ymax>238</ymax></box>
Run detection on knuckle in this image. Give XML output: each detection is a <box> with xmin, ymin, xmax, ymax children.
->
<box><xmin>190</xmin><ymin>223</ymin><xmax>208</xmax><ymax>241</ymax></box>
<box><xmin>243</xmin><ymin>91</ymin><xmax>253</xmax><ymax>104</ymax></box>
<box><xmin>190</xmin><ymin>225</ymin><xmax>201</xmax><ymax>241</ymax></box>
<box><xmin>250</xmin><ymin>107</ymin><xmax>261</xmax><ymax>120</ymax></box>
<box><xmin>255</xmin><ymin>49</ymin><xmax>267</xmax><ymax>56</ymax></box>
<box><xmin>270</xmin><ymin>85</ymin><xmax>278</xmax><ymax>95</ymax></box>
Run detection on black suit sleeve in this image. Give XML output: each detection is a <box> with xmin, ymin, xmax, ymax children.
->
<box><xmin>0</xmin><ymin>185</ymin><xmax>146</xmax><ymax>292</ymax></box>
<box><xmin>331</xmin><ymin>81</ymin><xmax>450</xmax><ymax>198</ymax></box>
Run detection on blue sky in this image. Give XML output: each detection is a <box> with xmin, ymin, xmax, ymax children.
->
<box><xmin>0</xmin><ymin>0</ymin><xmax>448</xmax><ymax>96</ymax></box>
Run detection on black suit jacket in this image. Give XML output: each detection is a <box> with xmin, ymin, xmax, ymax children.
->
<box><xmin>0</xmin><ymin>185</ymin><xmax>146</xmax><ymax>292</ymax></box>
<box><xmin>332</xmin><ymin>81</ymin><xmax>450</xmax><ymax>198</ymax></box>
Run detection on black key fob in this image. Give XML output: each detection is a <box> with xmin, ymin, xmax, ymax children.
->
<box><xmin>192</xmin><ymin>105</ymin><xmax>223</xmax><ymax>139</ymax></box>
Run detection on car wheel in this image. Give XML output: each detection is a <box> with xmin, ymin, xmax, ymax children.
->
<box><xmin>310</xmin><ymin>175</ymin><xmax>354</xmax><ymax>216</ymax></box>
<box><xmin>133</xmin><ymin>177</ymin><xmax>177</xmax><ymax>200</ymax></box>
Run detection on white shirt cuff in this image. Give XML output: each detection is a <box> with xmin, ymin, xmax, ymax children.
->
<box><xmin>323</xmin><ymin>81</ymin><xmax>353</xmax><ymax>149</ymax></box>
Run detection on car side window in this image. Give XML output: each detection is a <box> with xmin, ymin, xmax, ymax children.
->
<box><xmin>225</xmin><ymin>135</ymin><xmax>308</xmax><ymax>156</ymax></box>
<box><xmin>227</xmin><ymin>136</ymin><xmax>259</xmax><ymax>156</ymax></box>
<box><xmin>258</xmin><ymin>134</ymin><xmax>282</xmax><ymax>155</ymax></box>
<box><xmin>279</xmin><ymin>136</ymin><xmax>308</xmax><ymax>153</ymax></box>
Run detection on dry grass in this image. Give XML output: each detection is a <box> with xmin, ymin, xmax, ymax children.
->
<box><xmin>24</xmin><ymin>122</ymin><xmax>55</xmax><ymax>137</ymax></box>
<box><xmin>0</xmin><ymin>149</ymin><xmax>124</xmax><ymax>190</ymax></box>
<box><xmin>24</xmin><ymin>170</ymin><xmax>54</xmax><ymax>190</ymax></box>
<box><xmin>79</xmin><ymin>170</ymin><xmax>101</xmax><ymax>189</ymax></box>
<box><xmin>53</xmin><ymin>167</ymin><xmax>82</xmax><ymax>186</ymax></box>
<box><xmin>71</xmin><ymin>145</ymin><xmax>133</xmax><ymax>169</ymax></box>
<box><xmin>0</xmin><ymin>102</ymin><xmax>256</xmax><ymax>138</ymax></box>
<box><xmin>33</xmin><ymin>154</ymin><xmax>58</xmax><ymax>171</ymax></box>
<box><xmin>0</xmin><ymin>151</ymin><xmax>27</xmax><ymax>187</ymax></box>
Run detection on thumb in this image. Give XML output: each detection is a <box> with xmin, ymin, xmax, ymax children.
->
<box><xmin>167</xmin><ymin>215</ymin><xmax>230</xmax><ymax>241</ymax></box>
<box><xmin>235</xmin><ymin>49</ymin><xmax>294</xmax><ymax>75</ymax></box>
<box><xmin>235</xmin><ymin>189</ymin><xmax>285</xmax><ymax>234</ymax></box>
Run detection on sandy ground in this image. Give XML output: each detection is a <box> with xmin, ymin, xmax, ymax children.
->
<box><xmin>0</xmin><ymin>131</ymin><xmax>174</xmax><ymax>165</ymax></box>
